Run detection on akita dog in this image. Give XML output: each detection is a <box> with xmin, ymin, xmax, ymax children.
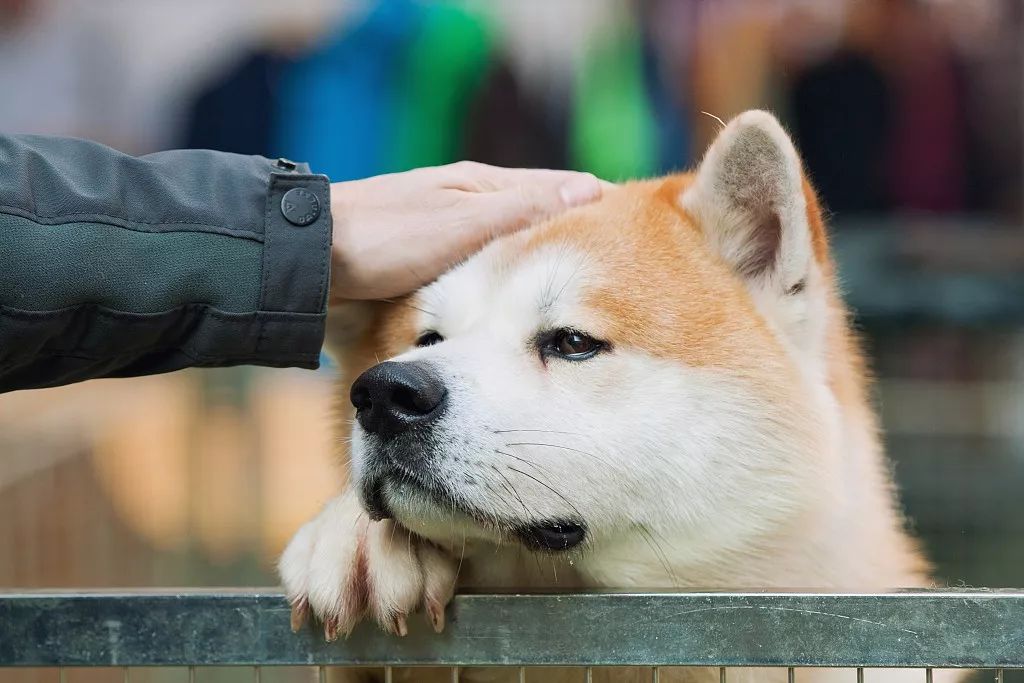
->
<box><xmin>280</xmin><ymin>111</ymin><xmax>953</xmax><ymax>683</ymax></box>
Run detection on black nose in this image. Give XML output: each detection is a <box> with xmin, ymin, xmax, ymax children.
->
<box><xmin>350</xmin><ymin>361</ymin><xmax>448</xmax><ymax>437</ymax></box>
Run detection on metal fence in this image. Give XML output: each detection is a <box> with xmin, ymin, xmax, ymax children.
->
<box><xmin>1</xmin><ymin>590</ymin><xmax>1023</xmax><ymax>680</ymax></box>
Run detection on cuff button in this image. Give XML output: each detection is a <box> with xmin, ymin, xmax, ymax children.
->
<box><xmin>281</xmin><ymin>187</ymin><xmax>321</xmax><ymax>226</ymax></box>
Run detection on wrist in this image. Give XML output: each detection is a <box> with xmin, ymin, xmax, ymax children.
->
<box><xmin>328</xmin><ymin>181</ymin><xmax>359</xmax><ymax>304</ymax></box>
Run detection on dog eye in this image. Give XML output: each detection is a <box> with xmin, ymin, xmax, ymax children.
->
<box><xmin>415</xmin><ymin>331</ymin><xmax>444</xmax><ymax>347</ymax></box>
<box><xmin>547</xmin><ymin>329</ymin><xmax>605</xmax><ymax>361</ymax></box>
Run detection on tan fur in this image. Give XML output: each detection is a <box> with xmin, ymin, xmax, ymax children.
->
<box><xmin>321</xmin><ymin>177</ymin><xmax>933</xmax><ymax>681</ymax></box>
<box><xmin>453</xmin><ymin>174</ymin><xmax>925</xmax><ymax>591</ymax></box>
<box><xmin>527</xmin><ymin>177</ymin><xmax>782</xmax><ymax>373</ymax></box>
<box><xmin>294</xmin><ymin>111</ymin><xmax>945</xmax><ymax>683</ymax></box>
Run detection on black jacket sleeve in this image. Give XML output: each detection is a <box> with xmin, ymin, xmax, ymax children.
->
<box><xmin>0</xmin><ymin>134</ymin><xmax>332</xmax><ymax>392</ymax></box>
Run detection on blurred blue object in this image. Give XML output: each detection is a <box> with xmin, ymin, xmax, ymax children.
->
<box><xmin>318</xmin><ymin>350</ymin><xmax>336</xmax><ymax>372</ymax></box>
<box><xmin>275</xmin><ymin>1</ymin><xmax>424</xmax><ymax>182</ymax></box>
<box><xmin>641</xmin><ymin>30</ymin><xmax>691</xmax><ymax>173</ymax></box>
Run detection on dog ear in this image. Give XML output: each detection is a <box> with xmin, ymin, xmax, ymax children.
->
<box><xmin>681</xmin><ymin>110</ymin><xmax>812</xmax><ymax>295</ymax></box>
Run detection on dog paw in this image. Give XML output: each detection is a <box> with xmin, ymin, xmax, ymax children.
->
<box><xmin>279</xmin><ymin>492</ymin><xmax>458</xmax><ymax>641</ymax></box>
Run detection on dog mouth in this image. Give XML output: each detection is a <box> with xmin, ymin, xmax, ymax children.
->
<box><xmin>360</xmin><ymin>457</ymin><xmax>587</xmax><ymax>552</ymax></box>
<box><xmin>360</xmin><ymin>475</ymin><xmax>395</xmax><ymax>521</ymax></box>
<box><xmin>515</xmin><ymin>521</ymin><xmax>587</xmax><ymax>551</ymax></box>
<box><xmin>360</xmin><ymin>458</ymin><xmax>465</xmax><ymax>522</ymax></box>
<box><xmin>360</xmin><ymin>460</ymin><xmax>437</xmax><ymax>521</ymax></box>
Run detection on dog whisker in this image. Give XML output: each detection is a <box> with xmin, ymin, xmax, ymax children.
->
<box><xmin>506</xmin><ymin>466</ymin><xmax>583</xmax><ymax>521</ymax></box>
<box><xmin>504</xmin><ymin>441</ymin><xmax>618</xmax><ymax>470</ymax></box>
<box><xmin>491</xmin><ymin>465</ymin><xmax>532</xmax><ymax>521</ymax></box>
<box><xmin>637</xmin><ymin>525</ymin><xmax>678</xmax><ymax>586</ymax></box>
<box><xmin>492</xmin><ymin>428</ymin><xmax>585</xmax><ymax>436</ymax></box>
<box><xmin>481</xmin><ymin>480</ymin><xmax>514</xmax><ymax>519</ymax></box>
<box><xmin>549</xmin><ymin>250</ymin><xmax>587</xmax><ymax>313</ymax></box>
<box><xmin>376</xmin><ymin>297</ymin><xmax>436</xmax><ymax>319</ymax></box>
<box><xmin>389</xmin><ymin>518</ymin><xmax>399</xmax><ymax>547</ymax></box>
<box><xmin>495</xmin><ymin>449</ymin><xmax>555</xmax><ymax>478</ymax></box>
<box><xmin>453</xmin><ymin>532</ymin><xmax>467</xmax><ymax>596</ymax></box>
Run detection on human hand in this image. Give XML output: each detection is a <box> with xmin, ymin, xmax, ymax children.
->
<box><xmin>329</xmin><ymin>161</ymin><xmax>603</xmax><ymax>301</ymax></box>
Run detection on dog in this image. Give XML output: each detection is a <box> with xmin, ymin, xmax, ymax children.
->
<box><xmin>279</xmin><ymin>111</ymin><xmax>955</xmax><ymax>683</ymax></box>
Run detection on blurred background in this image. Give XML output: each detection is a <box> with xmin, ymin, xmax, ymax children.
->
<box><xmin>0</xmin><ymin>0</ymin><xmax>1023</xmax><ymax>680</ymax></box>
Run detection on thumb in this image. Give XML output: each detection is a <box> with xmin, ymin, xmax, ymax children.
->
<box><xmin>473</xmin><ymin>172</ymin><xmax>603</xmax><ymax>236</ymax></box>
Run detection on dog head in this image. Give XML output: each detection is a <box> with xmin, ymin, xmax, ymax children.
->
<box><xmin>337</xmin><ymin>111</ymin><xmax>844</xmax><ymax>566</ymax></box>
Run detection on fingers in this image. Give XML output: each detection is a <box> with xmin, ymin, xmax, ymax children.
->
<box><xmin>440</xmin><ymin>160</ymin><xmax>604</xmax><ymax>208</ymax></box>
<box><xmin>433</xmin><ymin>169</ymin><xmax>601</xmax><ymax>266</ymax></box>
<box><xmin>442</xmin><ymin>160</ymin><xmax>601</xmax><ymax>196</ymax></box>
<box><xmin>467</xmin><ymin>171</ymin><xmax>603</xmax><ymax>239</ymax></box>
<box><xmin>557</xmin><ymin>173</ymin><xmax>606</xmax><ymax>207</ymax></box>
<box><xmin>328</xmin><ymin>162</ymin><xmax>611</xmax><ymax>301</ymax></box>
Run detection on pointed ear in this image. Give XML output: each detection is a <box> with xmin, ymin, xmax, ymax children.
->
<box><xmin>681</xmin><ymin>110</ymin><xmax>812</xmax><ymax>294</ymax></box>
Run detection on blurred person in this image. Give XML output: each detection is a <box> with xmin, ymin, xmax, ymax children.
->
<box><xmin>877</xmin><ymin>0</ymin><xmax>969</xmax><ymax>213</ymax></box>
<box><xmin>781</xmin><ymin>1</ymin><xmax>893</xmax><ymax>214</ymax></box>
<box><xmin>932</xmin><ymin>0</ymin><xmax>1023</xmax><ymax>221</ymax></box>
<box><xmin>0</xmin><ymin>0</ymin><xmax>124</xmax><ymax>146</ymax></box>
<box><xmin>0</xmin><ymin>134</ymin><xmax>603</xmax><ymax>393</ymax></box>
<box><xmin>689</xmin><ymin>2</ymin><xmax>778</xmax><ymax>151</ymax></box>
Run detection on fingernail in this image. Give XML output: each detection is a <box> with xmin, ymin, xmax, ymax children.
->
<box><xmin>558</xmin><ymin>173</ymin><xmax>602</xmax><ymax>207</ymax></box>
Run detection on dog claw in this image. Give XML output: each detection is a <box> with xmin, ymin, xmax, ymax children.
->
<box><xmin>390</xmin><ymin>614</ymin><xmax>409</xmax><ymax>637</ymax></box>
<box><xmin>290</xmin><ymin>598</ymin><xmax>309</xmax><ymax>633</ymax></box>
<box><xmin>324</xmin><ymin>616</ymin><xmax>340</xmax><ymax>642</ymax></box>
<box><xmin>427</xmin><ymin>599</ymin><xmax>445</xmax><ymax>633</ymax></box>
<box><xmin>280</xmin><ymin>494</ymin><xmax>459</xmax><ymax>643</ymax></box>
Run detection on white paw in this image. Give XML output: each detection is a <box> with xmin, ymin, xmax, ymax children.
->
<box><xmin>279</xmin><ymin>492</ymin><xmax>458</xmax><ymax>641</ymax></box>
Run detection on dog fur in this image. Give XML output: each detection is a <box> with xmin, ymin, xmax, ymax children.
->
<box><xmin>279</xmin><ymin>111</ymin><xmax>954</xmax><ymax>683</ymax></box>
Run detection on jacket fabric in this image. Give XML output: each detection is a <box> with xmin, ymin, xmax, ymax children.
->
<box><xmin>0</xmin><ymin>134</ymin><xmax>331</xmax><ymax>392</ymax></box>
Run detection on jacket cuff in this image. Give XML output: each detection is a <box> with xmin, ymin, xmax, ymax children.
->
<box><xmin>256</xmin><ymin>167</ymin><xmax>332</xmax><ymax>363</ymax></box>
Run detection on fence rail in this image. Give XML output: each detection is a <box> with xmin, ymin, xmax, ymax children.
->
<box><xmin>2</xmin><ymin>590</ymin><xmax>1024</xmax><ymax>669</ymax></box>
